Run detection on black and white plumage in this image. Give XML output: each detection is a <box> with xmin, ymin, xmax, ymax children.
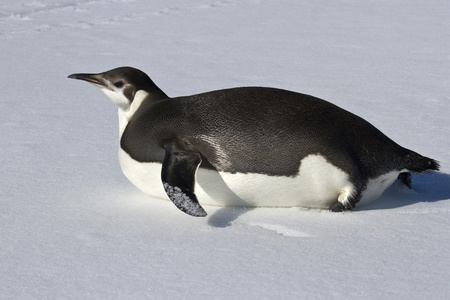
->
<box><xmin>68</xmin><ymin>67</ymin><xmax>439</xmax><ymax>217</ymax></box>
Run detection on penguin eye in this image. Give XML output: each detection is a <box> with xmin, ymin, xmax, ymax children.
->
<box><xmin>114</xmin><ymin>81</ymin><xmax>124</xmax><ymax>88</ymax></box>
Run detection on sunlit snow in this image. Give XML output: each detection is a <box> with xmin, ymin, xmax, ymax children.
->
<box><xmin>1</xmin><ymin>0</ymin><xmax>449</xmax><ymax>299</ymax></box>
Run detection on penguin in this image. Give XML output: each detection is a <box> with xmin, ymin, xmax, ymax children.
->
<box><xmin>68</xmin><ymin>67</ymin><xmax>440</xmax><ymax>217</ymax></box>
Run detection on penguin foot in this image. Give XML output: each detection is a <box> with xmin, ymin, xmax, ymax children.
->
<box><xmin>398</xmin><ymin>172</ymin><xmax>412</xmax><ymax>189</ymax></box>
<box><xmin>329</xmin><ymin>184</ymin><xmax>361</xmax><ymax>212</ymax></box>
<box><xmin>329</xmin><ymin>201</ymin><xmax>354</xmax><ymax>212</ymax></box>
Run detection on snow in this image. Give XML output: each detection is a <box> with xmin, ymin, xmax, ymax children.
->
<box><xmin>1</xmin><ymin>0</ymin><xmax>449</xmax><ymax>298</ymax></box>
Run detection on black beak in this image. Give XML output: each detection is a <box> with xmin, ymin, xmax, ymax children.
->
<box><xmin>68</xmin><ymin>73</ymin><xmax>104</xmax><ymax>86</ymax></box>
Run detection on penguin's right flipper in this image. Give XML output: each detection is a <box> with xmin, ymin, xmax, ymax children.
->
<box><xmin>161</xmin><ymin>139</ymin><xmax>207</xmax><ymax>217</ymax></box>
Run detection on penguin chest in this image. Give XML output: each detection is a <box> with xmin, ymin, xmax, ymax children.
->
<box><xmin>118</xmin><ymin>147</ymin><xmax>167</xmax><ymax>200</ymax></box>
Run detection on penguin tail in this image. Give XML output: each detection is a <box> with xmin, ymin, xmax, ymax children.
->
<box><xmin>402</xmin><ymin>151</ymin><xmax>440</xmax><ymax>174</ymax></box>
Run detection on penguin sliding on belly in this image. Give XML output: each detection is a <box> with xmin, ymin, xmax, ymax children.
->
<box><xmin>68</xmin><ymin>67</ymin><xmax>440</xmax><ymax>217</ymax></box>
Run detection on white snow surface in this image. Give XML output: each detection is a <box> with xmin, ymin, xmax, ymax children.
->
<box><xmin>1</xmin><ymin>0</ymin><xmax>450</xmax><ymax>299</ymax></box>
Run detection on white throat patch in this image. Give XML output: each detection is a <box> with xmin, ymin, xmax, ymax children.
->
<box><xmin>124</xmin><ymin>90</ymin><xmax>149</xmax><ymax>121</ymax></box>
<box><xmin>116</xmin><ymin>90</ymin><xmax>149</xmax><ymax>138</ymax></box>
<box><xmin>101</xmin><ymin>88</ymin><xmax>130</xmax><ymax>111</ymax></box>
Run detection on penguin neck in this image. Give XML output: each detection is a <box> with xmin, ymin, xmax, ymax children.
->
<box><xmin>118</xmin><ymin>112</ymin><xmax>128</xmax><ymax>138</ymax></box>
<box><xmin>118</xmin><ymin>89</ymin><xmax>149</xmax><ymax>137</ymax></box>
<box><xmin>117</xmin><ymin>89</ymin><xmax>168</xmax><ymax>138</ymax></box>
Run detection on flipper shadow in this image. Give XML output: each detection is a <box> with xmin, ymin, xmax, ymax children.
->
<box><xmin>196</xmin><ymin>167</ymin><xmax>254</xmax><ymax>227</ymax></box>
<box><xmin>207</xmin><ymin>206</ymin><xmax>254</xmax><ymax>228</ymax></box>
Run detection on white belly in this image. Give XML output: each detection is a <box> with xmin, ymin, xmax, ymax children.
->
<box><xmin>118</xmin><ymin>149</ymin><xmax>368</xmax><ymax>209</ymax></box>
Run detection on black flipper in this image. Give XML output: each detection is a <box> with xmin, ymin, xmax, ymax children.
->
<box><xmin>161</xmin><ymin>139</ymin><xmax>207</xmax><ymax>217</ymax></box>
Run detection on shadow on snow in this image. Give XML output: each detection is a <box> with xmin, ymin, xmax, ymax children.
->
<box><xmin>361</xmin><ymin>172</ymin><xmax>450</xmax><ymax>211</ymax></box>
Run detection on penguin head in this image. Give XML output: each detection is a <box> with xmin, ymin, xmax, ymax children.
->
<box><xmin>68</xmin><ymin>67</ymin><xmax>167</xmax><ymax>113</ymax></box>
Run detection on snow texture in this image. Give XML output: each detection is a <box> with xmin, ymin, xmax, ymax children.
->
<box><xmin>1</xmin><ymin>0</ymin><xmax>450</xmax><ymax>299</ymax></box>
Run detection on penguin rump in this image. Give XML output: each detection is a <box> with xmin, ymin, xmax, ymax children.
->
<box><xmin>68</xmin><ymin>67</ymin><xmax>440</xmax><ymax>217</ymax></box>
